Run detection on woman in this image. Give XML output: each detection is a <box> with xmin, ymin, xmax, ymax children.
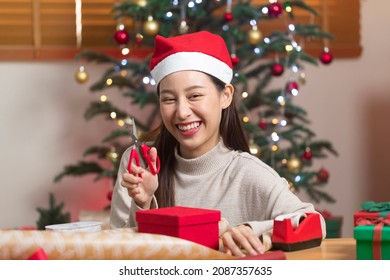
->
<box><xmin>110</xmin><ymin>31</ymin><xmax>326</xmax><ymax>257</ymax></box>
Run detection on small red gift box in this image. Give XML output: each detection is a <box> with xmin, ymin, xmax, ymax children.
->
<box><xmin>136</xmin><ymin>206</ymin><xmax>221</xmax><ymax>250</ymax></box>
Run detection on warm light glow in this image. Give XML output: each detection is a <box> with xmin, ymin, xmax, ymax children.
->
<box><xmin>110</xmin><ymin>112</ymin><xmax>117</xmax><ymax>119</ymax></box>
<box><xmin>243</xmin><ymin>116</ymin><xmax>250</xmax><ymax>123</ymax></box>
<box><xmin>117</xmin><ymin>119</ymin><xmax>125</xmax><ymax>127</ymax></box>
<box><xmin>285</xmin><ymin>6</ymin><xmax>292</xmax><ymax>13</ymax></box>
<box><xmin>272</xmin><ymin>118</ymin><xmax>278</xmax><ymax>125</ymax></box>
<box><xmin>106</xmin><ymin>79</ymin><xmax>113</xmax><ymax>86</ymax></box>
<box><xmin>120</xmin><ymin>70</ymin><xmax>127</xmax><ymax>77</ymax></box>
<box><xmin>272</xmin><ymin>145</ymin><xmax>278</xmax><ymax>151</ymax></box>
<box><xmin>100</xmin><ymin>95</ymin><xmax>107</xmax><ymax>102</ymax></box>
<box><xmin>121</xmin><ymin>47</ymin><xmax>130</xmax><ymax>55</ymax></box>
<box><xmin>242</xmin><ymin>91</ymin><xmax>249</xmax><ymax>98</ymax></box>
<box><xmin>281</xmin><ymin>158</ymin><xmax>287</xmax><ymax>165</ymax></box>
<box><xmin>285</xmin><ymin>44</ymin><xmax>294</xmax><ymax>52</ymax></box>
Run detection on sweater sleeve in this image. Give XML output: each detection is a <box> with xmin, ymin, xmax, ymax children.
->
<box><xmin>245</xmin><ymin>177</ymin><xmax>327</xmax><ymax>241</ymax></box>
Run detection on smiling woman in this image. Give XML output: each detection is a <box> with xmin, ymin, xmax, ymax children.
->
<box><xmin>0</xmin><ymin>0</ymin><xmax>361</xmax><ymax>60</ymax></box>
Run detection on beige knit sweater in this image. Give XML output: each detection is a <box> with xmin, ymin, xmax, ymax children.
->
<box><xmin>110</xmin><ymin>140</ymin><xmax>326</xmax><ymax>249</ymax></box>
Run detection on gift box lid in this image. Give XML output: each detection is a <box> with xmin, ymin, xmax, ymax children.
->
<box><xmin>354</xmin><ymin>225</ymin><xmax>390</xmax><ymax>241</ymax></box>
<box><xmin>136</xmin><ymin>206</ymin><xmax>221</xmax><ymax>226</ymax></box>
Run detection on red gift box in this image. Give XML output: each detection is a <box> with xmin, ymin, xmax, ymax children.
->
<box><xmin>136</xmin><ymin>206</ymin><xmax>221</xmax><ymax>250</ymax></box>
<box><xmin>354</xmin><ymin>201</ymin><xmax>390</xmax><ymax>226</ymax></box>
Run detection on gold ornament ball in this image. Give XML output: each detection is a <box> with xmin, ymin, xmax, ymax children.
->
<box><xmin>287</xmin><ymin>155</ymin><xmax>302</xmax><ymax>172</ymax></box>
<box><xmin>143</xmin><ymin>19</ymin><xmax>159</xmax><ymax>36</ymax></box>
<box><xmin>248</xmin><ymin>29</ymin><xmax>262</xmax><ymax>45</ymax></box>
<box><xmin>75</xmin><ymin>67</ymin><xmax>88</xmax><ymax>84</ymax></box>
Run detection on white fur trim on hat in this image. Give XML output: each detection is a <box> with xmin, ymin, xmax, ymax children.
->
<box><xmin>150</xmin><ymin>51</ymin><xmax>233</xmax><ymax>85</ymax></box>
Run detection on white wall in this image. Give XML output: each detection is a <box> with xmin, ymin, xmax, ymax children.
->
<box><xmin>0</xmin><ymin>0</ymin><xmax>387</xmax><ymax>237</ymax></box>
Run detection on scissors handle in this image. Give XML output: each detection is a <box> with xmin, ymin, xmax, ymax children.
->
<box><xmin>140</xmin><ymin>144</ymin><xmax>161</xmax><ymax>175</ymax></box>
<box><xmin>127</xmin><ymin>147</ymin><xmax>142</xmax><ymax>178</ymax></box>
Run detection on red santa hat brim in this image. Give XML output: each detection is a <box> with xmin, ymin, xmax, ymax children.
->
<box><xmin>150</xmin><ymin>31</ymin><xmax>233</xmax><ymax>85</ymax></box>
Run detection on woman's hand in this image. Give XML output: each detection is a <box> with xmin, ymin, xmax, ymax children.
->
<box><xmin>221</xmin><ymin>224</ymin><xmax>265</xmax><ymax>257</ymax></box>
<box><xmin>121</xmin><ymin>147</ymin><xmax>159</xmax><ymax>209</ymax></box>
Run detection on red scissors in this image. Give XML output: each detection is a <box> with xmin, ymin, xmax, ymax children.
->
<box><xmin>126</xmin><ymin>118</ymin><xmax>160</xmax><ymax>178</ymax></box>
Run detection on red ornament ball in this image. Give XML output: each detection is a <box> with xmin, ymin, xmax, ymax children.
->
<box><xmin>317</xmin><ymin>168</ymin><xmax>330</xmax><ymax>182</ymax></box>
<box><xmin>303</xmin><ymin>151</ymin><xmax>312</xmax><ymax>160</ymax></box>
<box><xmin>259</xmin><ymin>120</ymin><xmax>267</xmax><ymax>130</ymax></box>
<box><xmin>268</xmin><ymin>2</ymin><xmax>283</xmax><ymax>17</ymax></box>
<box><xmin>271</xmin><ymin>63</ymin><xmax>284</xmax><ymax>76</ymax></box>
<box><xmin>114</xmin><ymin>29</ymin><xmax>130</xmax><ymax>45</ymax></box>
<box><xmin>224</xmin><ymin>12</ymin><xmax>233</xmax><ymax>22</ymax></box>
<box><xmin>320</xmin><ymin>50</ymin><xmax>333</xmax><ymax>65</ymax></box>
<box><xmin>231</xmin><ymin>54</ymin><xmax>240</xmax><ymax>66</ymax></box>
<box><xmin>286</xmin><ymin>81</ymin><xmax>299</xmax><ymax>94</ymax></box>
<box><xmin>135</xmin><ymin>33</ymin><xmax>144</xmax><ymax>45</ymax></box>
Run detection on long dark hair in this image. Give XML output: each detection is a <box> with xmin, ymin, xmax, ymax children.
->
<box><xmin>143</xmin><ymin>74</ymin><xmax>249</xmax><ymax>207</ymax></box>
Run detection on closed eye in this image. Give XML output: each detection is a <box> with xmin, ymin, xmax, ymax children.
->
<box><xmin>160</xmin><ymin>97</ymin><xmax>176</xmax><ymax>103</ymax></box>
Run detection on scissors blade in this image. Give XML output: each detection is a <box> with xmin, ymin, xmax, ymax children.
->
<box><xmin>125</xmin><ymin>118</ymin><xmax>138</xmax><ymax>143</ymax></box>
<box><xmin>131</xmin><ymin>117</ymin><xmax>138</xmax><ymax>139</ymax></box>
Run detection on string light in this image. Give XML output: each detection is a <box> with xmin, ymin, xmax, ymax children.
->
<box><xmin>100</xmin><ymin>95</ymin><xmax>108</xmax><ymax>102</ymax></box>
<box><xmin>121</xmin><ymin>47</ymin><xmax>130</xmax><ymax>55</ymax></box>
<box><xmin>117</xmin><ymin>119</ymin><xmax>125</xmax><ymax>126</ymax></box>
<box><xmin>242</xmin><ymin>91</ymin><xmax>249</xmax><ymax>98</ymax></box>
<box><xmin>243</xmin><ymin>116</ymin><xmax>250</xmax><ymax>123</ymax></box>
<box><xmin>110</xmin><ymin>112</ymin><xmax>117</xmax><ymax>119</ymax></box>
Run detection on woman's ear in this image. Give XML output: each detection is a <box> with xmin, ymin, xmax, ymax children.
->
<box><xmin>221</xmin><ymin>84</ymin><xmax>234</xmax><ymax>109</ymax></box>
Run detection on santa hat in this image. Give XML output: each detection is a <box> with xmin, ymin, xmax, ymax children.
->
<box><xmin>150</xmin><ymin>31</ymin><xmax>233</xmax><ymax>85</ymax></box>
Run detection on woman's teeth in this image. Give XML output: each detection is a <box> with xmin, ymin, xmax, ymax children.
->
<box><xmin>178</xmin><ymin>122</ymin><xmax>200</xmax><ymax>131</ymax></box>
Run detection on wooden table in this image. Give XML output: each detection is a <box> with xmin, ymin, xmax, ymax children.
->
<box><xmin>285</xmin><ymin>238</ymin><xmax>356</xmax><ymax>260</ymax></box>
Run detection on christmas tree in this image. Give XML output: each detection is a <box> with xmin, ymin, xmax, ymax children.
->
<box><xmin>55</xmin><ymin>0</ymin><xmax>338</xmax><ymax>209</ymax></box>
<box><xmin>36</xmin><ymin>193</ymin><xmax>71</xmax><ymax>230</ymax></box>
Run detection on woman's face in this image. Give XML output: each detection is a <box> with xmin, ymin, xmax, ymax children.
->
<box><xmin>159</xmin><ymin>71</ymin><xmax>233</xmax><ymax>159</ymax></box>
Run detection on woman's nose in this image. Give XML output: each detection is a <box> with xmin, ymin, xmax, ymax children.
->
<box><xmin>176</xmin><ymin>100</ymin><xmax>192</xmax><ymax>119</ymax></box>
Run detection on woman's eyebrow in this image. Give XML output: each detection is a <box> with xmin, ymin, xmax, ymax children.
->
<box><xmin>160</xmin><ymin>85</ymin><xmax>205</xmax><ymax>95</ymax></box>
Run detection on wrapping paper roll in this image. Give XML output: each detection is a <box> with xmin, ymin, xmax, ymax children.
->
<box><xmin>0</xmin><ymin>228</ymin><xmax>234</xmax><ymax>260</ymax></box>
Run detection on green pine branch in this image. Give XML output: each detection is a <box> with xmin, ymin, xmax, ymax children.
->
<box><xmin>53</xmin><ymin>161</ymin><xmax>104</xmax><ymax>183</ymax></box>
<box><xmin>36</xmin><ymin>193</ymin><xmax>71</xmax><ymax>230</ymax></box>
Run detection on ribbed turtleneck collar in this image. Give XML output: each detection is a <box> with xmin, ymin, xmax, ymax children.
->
<box><xmin>174</xmin><ymin>139</ymin><xmax>234</xmax><ymax>176</ymax></box>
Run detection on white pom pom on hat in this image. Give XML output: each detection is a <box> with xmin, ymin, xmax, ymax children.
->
<box><xmin>150</xmin><ymin>31</ymin><xmax>233</xmax><ymax>85</ymax></box>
